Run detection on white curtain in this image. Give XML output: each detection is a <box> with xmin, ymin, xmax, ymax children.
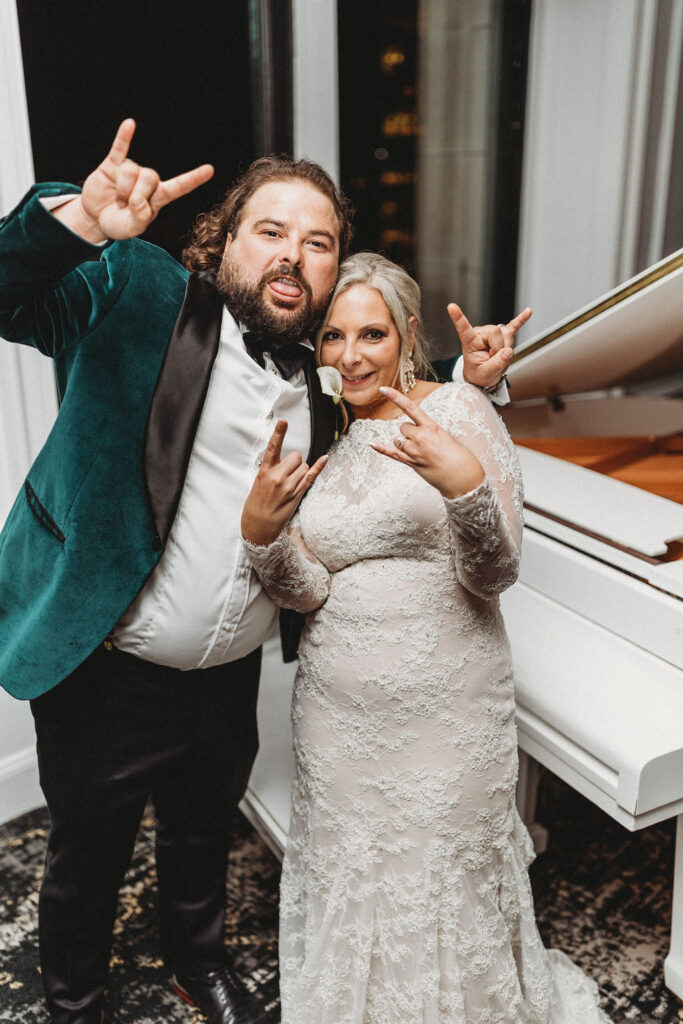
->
<box><xmin>0</xmin><ymin>1</ymin><xmax>56</xmax><ymax>823</ymax></box>
<box><xmin>0</xmin><ymin>0</ymin><xmax>59</xmax><ymax>528</ymax></box>
<box><xmin>516</xmin><ymin>0</ymin><xmax>682</xmax><ymax>339</ymax></box>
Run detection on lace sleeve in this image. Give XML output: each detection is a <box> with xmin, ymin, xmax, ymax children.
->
<box><xmin>437</xmin><ymin>383</ymin><xmax>523</xmax><ymax>599</ymax></box>
<box><xmin>243</xmin><ymin>517</ymin><xmax>330</xmax><ymax>613</ymax></box>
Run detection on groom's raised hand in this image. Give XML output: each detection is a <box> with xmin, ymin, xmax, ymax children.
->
<box><xmin>54</xmin><ymin>119</ymin><xmax>214</xmax><ymax>244</ymax></box>
<box><xmin>450</xmin><ymin>303</ymin><xmax>532</xmax><ymax>390</ymax></box>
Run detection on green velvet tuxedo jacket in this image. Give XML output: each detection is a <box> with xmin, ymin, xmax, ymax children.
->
<box><xmin>0</xmin><ymin>185</ymin><xmax>335</xmax><ymax>700</ymax></box>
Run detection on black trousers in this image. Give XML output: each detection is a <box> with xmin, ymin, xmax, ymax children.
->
<box><xmin>30</xmin><ymin>641</ymin><xmax>261</xmax><ymax>1024</ymax></box>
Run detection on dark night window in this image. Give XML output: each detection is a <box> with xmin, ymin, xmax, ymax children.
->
<box><xmin>16</xmin><ymin>0</ymin><xmax>256</xmax><ymax>261</ymax></box>
<box><xmin>338</xmin><ymin>1</ymin><xmax>531</xmax><ymax>358</ymax></box>
<box><xmin>338</xmin><ymin>0</ymin><xmax>419</xmax><ymax>274</ymax></box>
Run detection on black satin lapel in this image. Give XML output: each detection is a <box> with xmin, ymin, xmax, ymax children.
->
<box><xmin>144</xmin><ymin>272</ymin><xmax>223</xmax><ymax>545</ymax></box>
<box><xmin>303</xmin><ymin>358</ymin><xmax>338</xmax><ymax>464</ymax></box>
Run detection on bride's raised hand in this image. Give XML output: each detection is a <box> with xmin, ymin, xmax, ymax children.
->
<box><xmin>241</xmin><ymin>420</ymin><xmax>328</xmax><ymax>547</ymax></box>
<box><xmin>368</xmin><ymin>386</ymin><xmax>484</xmax><ymax>499</ymax></box>
<box><xmin>54</xmin><ymin>119</ymin><xmax>214</xmax><ymax>243</ymax></box>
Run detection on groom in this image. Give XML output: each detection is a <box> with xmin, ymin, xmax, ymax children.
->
<box><xmin>0</xmin><ymin>120</ymin><xmax>512</xmax><ymax>1024</ymax></box>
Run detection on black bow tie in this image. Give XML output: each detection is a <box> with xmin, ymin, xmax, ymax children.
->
<box><xmin>243</xmin><ymin>331</ymin><xmax>313</xmax><ymax>379</ymax></box>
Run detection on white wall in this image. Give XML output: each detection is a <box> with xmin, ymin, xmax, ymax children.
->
<box><xmin>0</xmin><ymin>1</ymin><xmax>57</xmax><ymax>823</ymax></box>
<box><xmin>516</xmin><ymin>0</ymin><xmax>663</xmax><ymax>342</ymax></box>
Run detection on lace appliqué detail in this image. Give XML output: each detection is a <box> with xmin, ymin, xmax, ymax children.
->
<box><xmin>444</xmin><ymin>477</ymin><xmax>520</xmax><ymax>599</ymax></box>
<box><xmin>243</xmin><ymin>525</ymin><xmax>330</xmax><ymax>614</ymax></box>
<box><xmin>247</xmin><ymin>383</ymin><xmax>611</xmax><ymax>1024</ymax></box>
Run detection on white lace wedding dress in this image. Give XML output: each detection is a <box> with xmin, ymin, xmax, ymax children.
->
<box><xmin>245</xmin><ymin>382</ymin><xmax>611</xmax><ymax>1024</ymax></box>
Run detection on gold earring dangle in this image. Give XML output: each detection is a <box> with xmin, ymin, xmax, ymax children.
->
<box><xmin>400</xmin><ymin>354</ymin><xmax>416</xmax><ymax>394</ymax></box>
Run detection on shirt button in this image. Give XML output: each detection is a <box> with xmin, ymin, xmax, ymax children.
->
<box><xmin>266</xmin><ymin>410</ymin><xmax>274</xmax><ymax>419</ymax></box>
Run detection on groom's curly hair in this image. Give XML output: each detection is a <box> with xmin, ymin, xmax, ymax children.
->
<box><xmin>182</xmin><ymin>155</ymin><xmax>353</xmax><ymax>275</ymax></box>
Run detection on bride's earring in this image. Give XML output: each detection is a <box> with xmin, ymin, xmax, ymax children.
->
<box><xmin>400</xmin><ymin>352</ymin><xmax>416</xmax><ymax>394</ymax></box>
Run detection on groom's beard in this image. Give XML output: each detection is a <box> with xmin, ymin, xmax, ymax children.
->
<box><xmin>216</xmin><ymin>255</ymin><xmax>329</xmax><ymax>344</ymax></box>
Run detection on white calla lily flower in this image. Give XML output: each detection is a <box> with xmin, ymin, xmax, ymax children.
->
<box><xmin>317</xmin><ymin>366</ymin><xmax>343</xmax><ymax>404</ymax></box>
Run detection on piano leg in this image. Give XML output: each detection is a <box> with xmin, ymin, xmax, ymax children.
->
<box><xmin>664</xmin><ymin>813</ymin><xmax>683</xmax><ymax>999</ymax></box>
<box><xmin>516</xmin><ymin>749</ymin><xmax>549</xmax><ymax>855</ymax></box>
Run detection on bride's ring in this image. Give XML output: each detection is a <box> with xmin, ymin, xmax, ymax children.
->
<box><xmin>395</xmin><ymin>435</ymin><xmax>406</xmax><ymax>451</ymax></box>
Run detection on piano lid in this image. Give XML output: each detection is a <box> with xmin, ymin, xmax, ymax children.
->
<box><xmin>508</xmin><ymin>249</ymin><xmax>683</xmax><ymax>402</ymax></box>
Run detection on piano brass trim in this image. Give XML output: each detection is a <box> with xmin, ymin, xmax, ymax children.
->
<box><xmin>513</xmin><ymin>251</ymin><xmax>683</xmax><ymax>364</ymax></box>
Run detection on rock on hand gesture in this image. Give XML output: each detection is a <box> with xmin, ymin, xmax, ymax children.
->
<box><xmin>451</xmin><ymin>303</ymin><xmax>532</xmax><ymax>390</ymax></box>
<box><xmin>241</xmin><ymin>421</ymin><xmax>329</xmax><ymax>547</ymax></box>
<box><xmin>55</xmin><ymin>119</ymin><xmax>214</xmax><ymax>244</ymax></box>
<box><xmin>369</xmin><ymin>386</ymin><xmax>485</xmax><ymax>499</ymax></box>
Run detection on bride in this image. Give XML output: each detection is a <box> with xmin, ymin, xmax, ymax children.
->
<box><xmin>241</xmin><ymin>252</ymin><xmax>611</xmax><ymax>1024</ymax></box>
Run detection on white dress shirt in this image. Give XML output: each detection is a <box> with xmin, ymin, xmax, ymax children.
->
<box><xmin>113</xmin><ymin>308</ymin><xmax>312</xmax><ymax>669</ymax></box>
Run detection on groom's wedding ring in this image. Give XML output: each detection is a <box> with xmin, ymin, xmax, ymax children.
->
<box><xmin>395</xmin><ymin>435</ymin><xmax>406</xmax><ymax>451</ymax></box>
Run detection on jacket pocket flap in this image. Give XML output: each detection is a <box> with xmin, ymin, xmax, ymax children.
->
<box><xmin>24</xmin><ymin>480</ymin><xmax>66</xmax><ymax>543</ymax></box>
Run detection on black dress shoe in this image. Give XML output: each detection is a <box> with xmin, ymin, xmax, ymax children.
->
<box><xmin>172</xmin><ymin>965</ymin><xmax>254</xmax><ymax>1024</ymax></box>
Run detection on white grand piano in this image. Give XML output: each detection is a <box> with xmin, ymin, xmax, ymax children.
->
<box><xmin>242</xmin><ymin>247</ymin><xmax>683</xmax><ymax>997</ymax></box>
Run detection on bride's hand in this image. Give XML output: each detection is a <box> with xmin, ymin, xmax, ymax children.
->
<box><xmin>368</xmin><ymin>387</ymin><xmax>484</xmax><ymax>499</ymax></box>
<box><xmin>241</xmin><ymin>420</ymin><xmax>328</xmax><ymax>546</ymax></box>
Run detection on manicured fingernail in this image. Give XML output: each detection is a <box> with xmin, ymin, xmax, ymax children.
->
<box><xmin>378</xmin><ymin>386</ymin><xmax>390</xmax><ymax>394</ymax></box>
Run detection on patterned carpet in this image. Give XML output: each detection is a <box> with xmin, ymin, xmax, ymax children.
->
<box><xmin>0</xmin><ymin>770</ymin><xmax>681</xmax><ymax>1023</ymax></box>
